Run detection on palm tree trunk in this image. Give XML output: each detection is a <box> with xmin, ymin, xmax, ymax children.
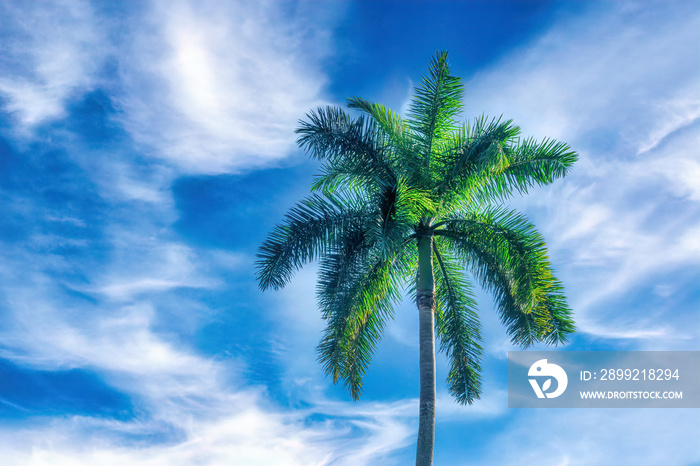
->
<box><xmin>416</xmin><ymin>235</ymin><xmax>436</xmax><ymax>466</ymax></box>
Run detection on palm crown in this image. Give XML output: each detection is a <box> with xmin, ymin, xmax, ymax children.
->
<box><xmin>256</xmin><ymin>50</ymin><xmax>575</xmax><ymax>411</ymax></box>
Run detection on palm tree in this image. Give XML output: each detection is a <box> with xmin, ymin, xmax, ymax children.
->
<box><xmin>256</xmin><ymin>50</ymin><xmax>576</xmax><ymax>466</ymax></box>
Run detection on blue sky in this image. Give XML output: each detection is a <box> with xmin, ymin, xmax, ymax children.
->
<box><xmin>0</xmin><ymin>1</ymin><xmax>698</xmax><ymax>464</ymax></box>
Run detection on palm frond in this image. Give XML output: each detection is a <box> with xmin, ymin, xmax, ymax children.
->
<box><xmin>436</xmin><ymin>206</ymin><xmax>575</xmax><ymax>346</ymax></box>
<box><xmin>486</xmin><ymin>136</ymin><xmax>578</xmax><ymax>195</ymax></box>
<box><xmin>437</xmin><ymin>117</ymin><xmax>577</xmax><ymax>206</ymax></box>
<box><xmin>347</xmin><ymin>96</ymin><xmax>412</xmax><ymax>158</ymax></box>
<box><xmin>406</xmin><ymin>50</ymin><xmax>464</xmax><ymax>172</ymax></box>
<box><xmin>296</xmin><ymin>106</ymin><xmax>397</xmax><ymax>193</ymax></box>
<box><xmin>317</xmin><ymin>242</ymin><xmax>410</xmax><ymax>399</ymax></box>
<box><xmin>256</xmin><ymin>194</ymin><xmax>370</xmax><ymax>291</ymax></box>
<box><xmin>310</xmin><ymin>151</ymin><xmax>392</xmax><ymax>195</ymax></box>
<box><xmin>433</xmin><ymin>242</ymin><xmax>483</xmax><ymax>404</ymax></box>
<box><xmin>436</xmin><ymin>116</ymin><xmax>521</xmax><ymax>206</ymax></box>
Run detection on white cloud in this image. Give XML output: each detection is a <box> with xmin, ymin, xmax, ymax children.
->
<box><xmin>465</xmin><ymin>3</ymin><xmax>700</xmax><ymax>146</ymax></box>
<box><xmin>437</xmin><ymin>389</ymin><xmax>508</xmax><ymax>420</ymax></box>
<box><xmin>0</xmin><ymin>395</ymin><xmax>417</xmax><ymax>466</ymax></box>
<box><xmin>115</xmin><ymin>0</ymin><xmax>340</xmax><ymax>174</ymax></box>
<box><xmin>478</xmin><ymin>408</ymin><xmax>700</xmax><ymax>466</ymax></box>
<box><xmin>0</xmin><ymin>276</ymin><xmax>416</xmax><ymax>466</ymax></box>
<box><xmin>636</xmin><ymin>96</ymin><xmax>700</xmax><ymax>156</ymax></box>
<box><xmin>89</xmin><ymin>239</ymin><xmax>219</xmax><ymax>301</ymax></box>
<box><xmin>463</xmin><ymin>2</ymin><xmax>700</xmax><ymax>343</ymax></box>
<box><xmin>0</xmin><ymin>0</ymin><xmax>101</xmax><ymax>129</ymax></box>
<box><xmin>0</xmin><ymin>243</ymin><xmax>417</xmax><ymax>465</ymax></box>
<box><xmin>0</xmin><ymin>178</ymin><xmax>418</xmax><ymax>465</ymax></box>
<box><xmin>0</xmin><ymin>1</ymin><xmax>341</xmax><ymax>173</ymax></box>
<box><xmin>638</xmin><ymin>124</ymin><xmax>700</xmax><ymax>202</ymax></box>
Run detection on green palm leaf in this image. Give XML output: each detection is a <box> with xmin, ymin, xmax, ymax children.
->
<box><xmin>256</xmin><ymin>194</ymin><xmax>370</xmax><ymax>291</ymax></box>
<box><xmin>296</xmin><ymin>106</ymin><xmax>397</xmax><ymax>194</ymax></box>
<box><xmin>317</xmin><ymin>241</ymin><xmax>410</xmax><ymax>399</ymax></box>
<box><xmin>433</xmin><ymin>243</ymin><xmax>483</xmax><ymax>404</ymax></box>
<box><xmin>347</xmin><ymin>96</ymin><xmax>413</xmax><ymax>168</ymax></box>
<box><xmin>436</xmin><ymin>206</ymin><xmax>575</xmax><ymax>346</ymax></box>
<box><xmin>406</xmin><ymin>50</ymin><xmax>465</xmax><ymax>184</ymax></box>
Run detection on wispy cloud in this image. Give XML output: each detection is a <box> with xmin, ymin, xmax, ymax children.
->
<box><xmin>88</xmin><ymin>239</ymin><xmax>219</xmax><ymax>301</ymax></box>
<box><xmin>0</xmin><ymin>1</ymin><xmax>341</xmax><ymax>173</ymax></box>
<box><xmin>0</xmin><ymin>397</ymin><xmax>415</xmax><ymax>466</ymax></box>
<box><xmin>114</xmin><ymin>0</ymin><xmax>340</xmax><ymax>174</ymax></box>
<box><xmin>477</xmin><ymin>408</ymin><xmax>699</xmax><ymax>466</ymax></box>
<box><xmin>464</xmin><ymin>2</ymin><xmax>700</xmax><ymax>344</ymax></box>
<box><xmin>0</xmin><ymin>237</ymin><xmax>416</xmax><ymax>465</ymax></box>
<box><xmin>0</xmin><ymin>0</ymin><xmax>102</xmax><ymax>130</ymax></box>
